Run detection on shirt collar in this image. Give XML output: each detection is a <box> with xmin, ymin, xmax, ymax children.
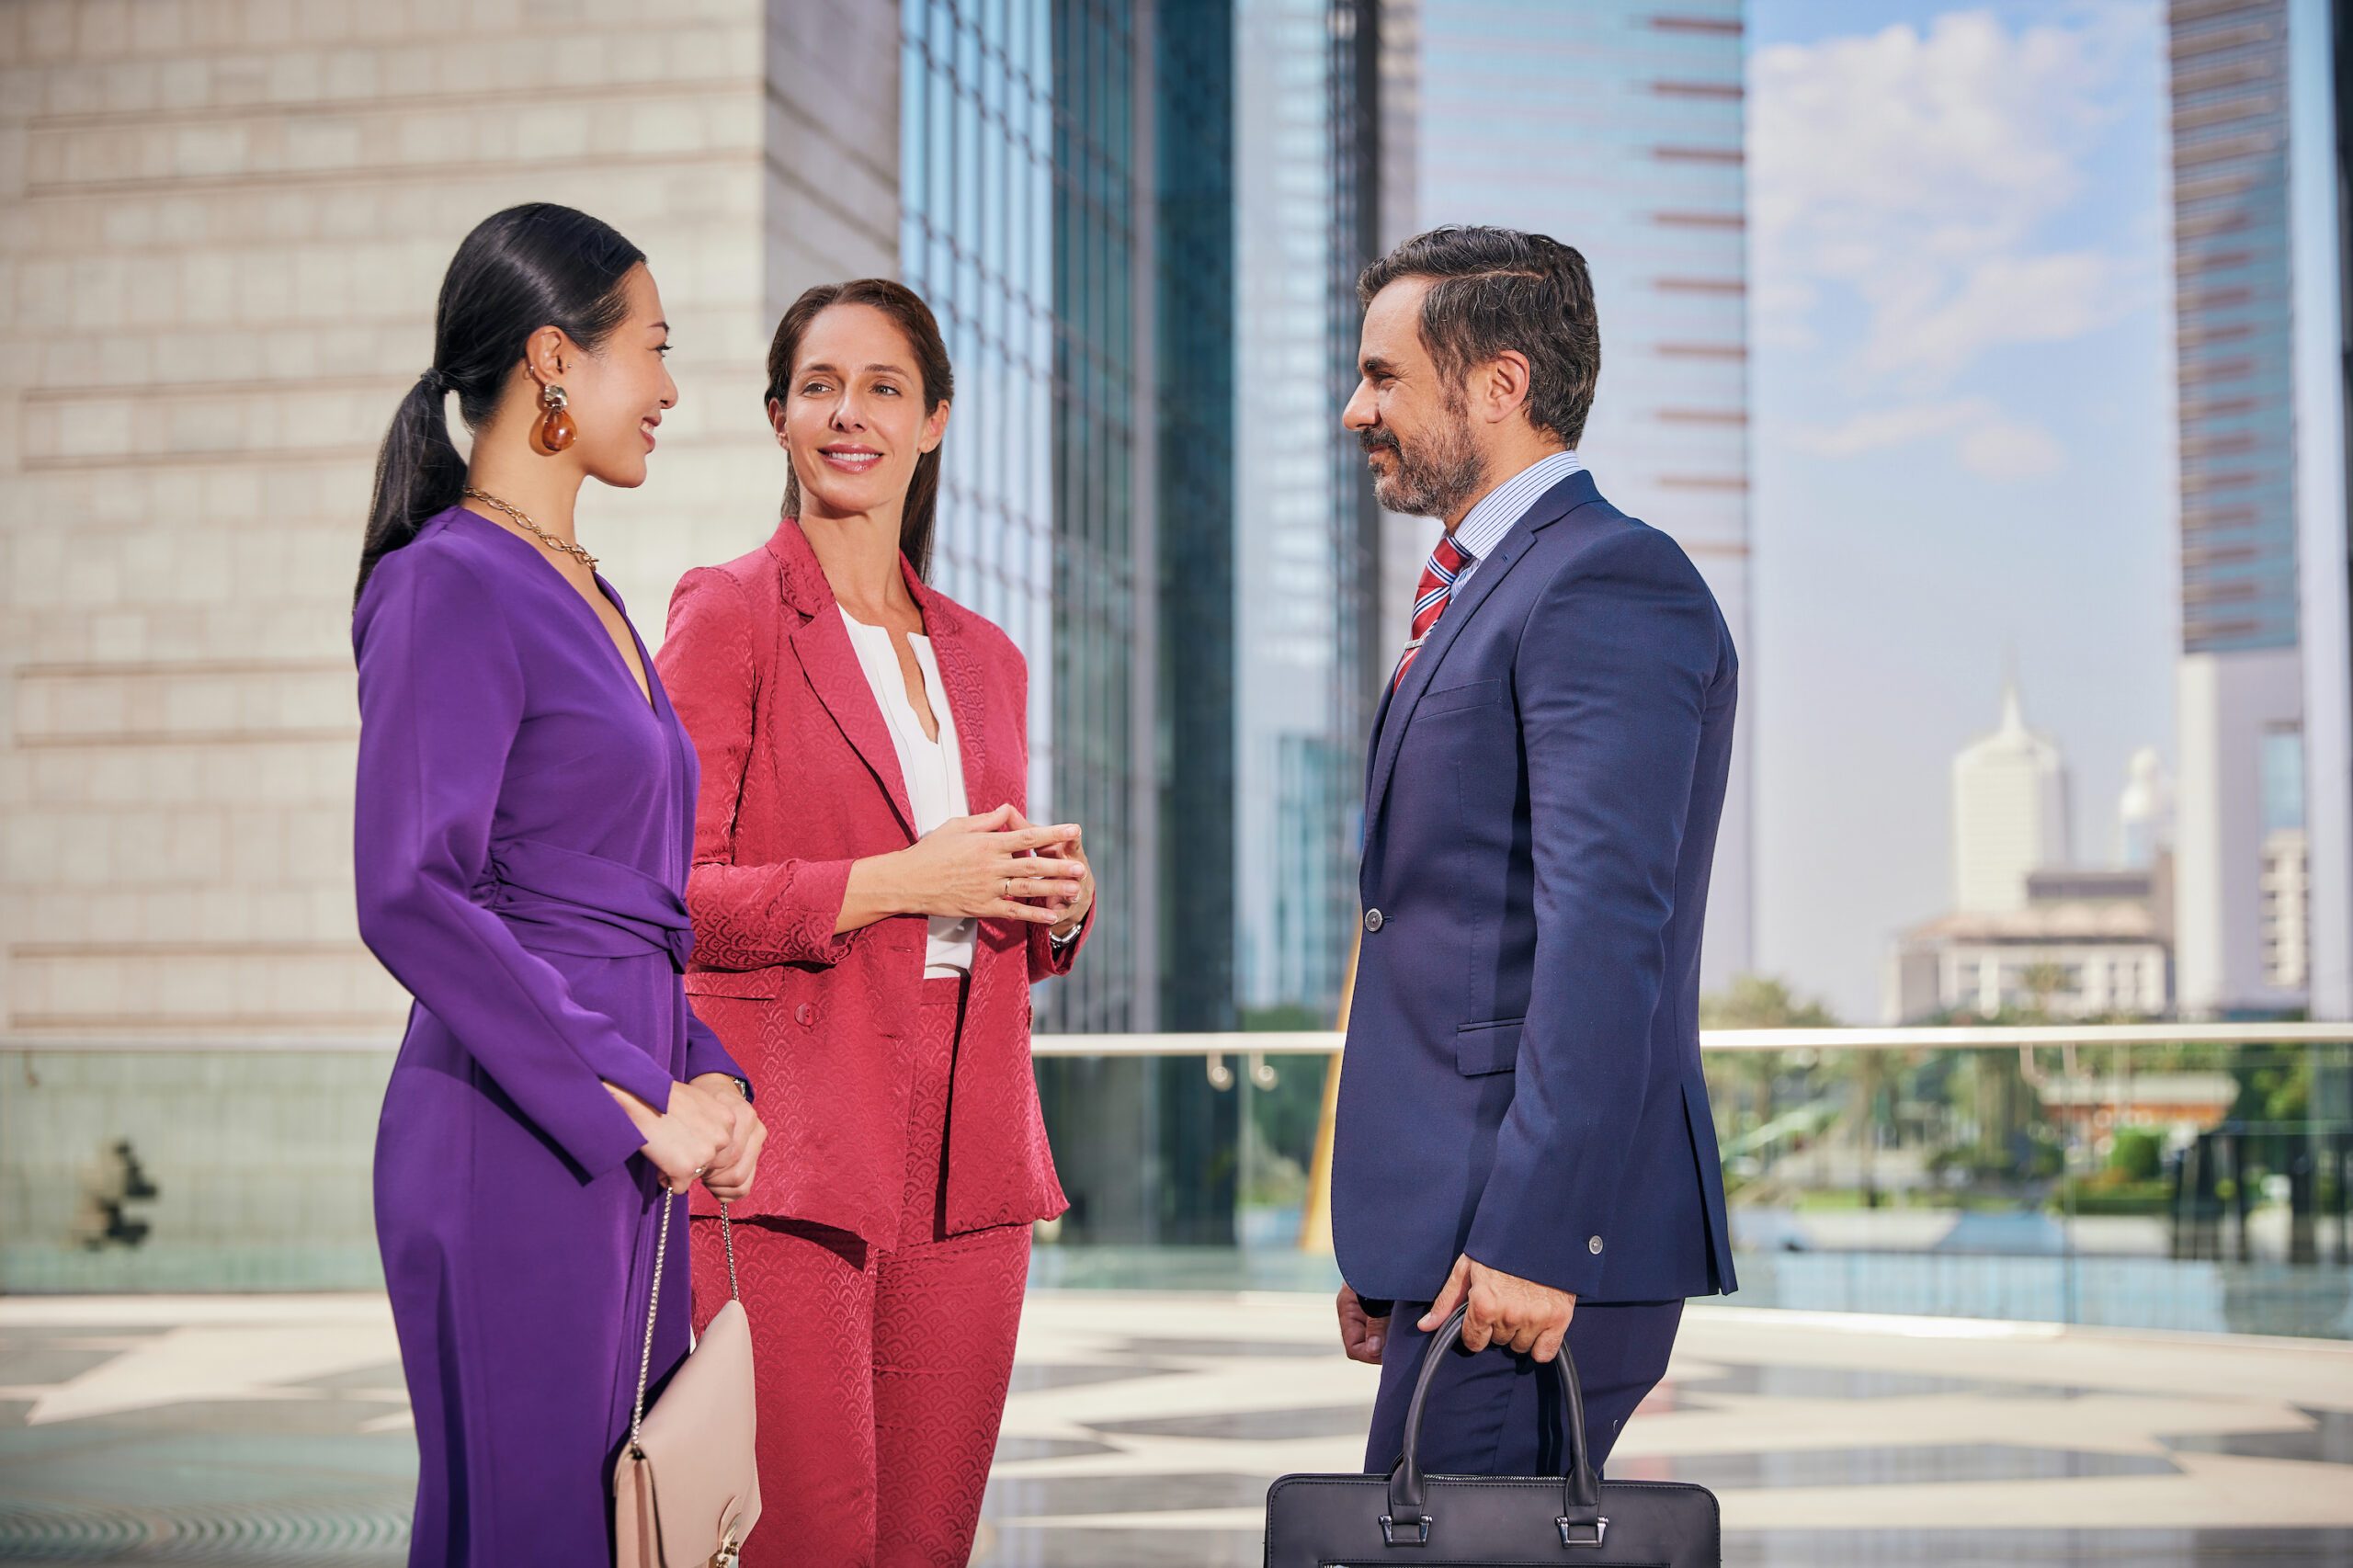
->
<box><xmin>1448</xmin><ymin>449</ymin><xmax>1586</xmax><ymax>562</ymax></box>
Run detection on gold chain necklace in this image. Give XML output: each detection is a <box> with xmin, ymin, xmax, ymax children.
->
<box><xmin>463</xmin><ymin>485</ymin><xmax>597</xmax><ymax>572</ymax></box>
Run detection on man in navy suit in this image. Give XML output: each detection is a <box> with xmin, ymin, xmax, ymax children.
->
<box><xmin>1331</xmin><ymin>226</ymin><xmax>1738</xmax><ymax>1480</ymax></box>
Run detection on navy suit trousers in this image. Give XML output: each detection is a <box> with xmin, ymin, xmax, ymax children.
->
<box><xmin>1362</xmin><ymin>1298</ymin><xmax>1683</xmax><ymax>1479</ymax></box>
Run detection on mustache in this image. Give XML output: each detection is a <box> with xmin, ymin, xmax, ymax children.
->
<box><xmin>1358</xmin><ymin>429</ymin><xmax>1400</xmax><ymax>454</ymax></box>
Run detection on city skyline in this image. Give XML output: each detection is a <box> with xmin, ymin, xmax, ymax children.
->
<box><xmin>5</xmin><ymin>10</ymin><xmax>2350</xmax><ymax>1561</ymax></box>
<box><xmin>1752</xmin><ymin>0</ymin><xmax>2180</xmax><ymax>1018</ymax></box>
<box><xmin>0</xmin><ymin>0</ymin><xmax>2312</xmax><ymax>1040</ymax></box>
<box><xmin>1356</xmin><ymin>1</ymin><xmax>2194</xmax><ymax>1025</ymax></box>
<box><xmin>1884</xmin><ymin>671</ymin><xmax>2175</xmax><ymax>1024</ymax></box>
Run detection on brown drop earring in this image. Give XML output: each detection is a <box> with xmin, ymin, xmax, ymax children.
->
<box><xmin>535</xmin><ymin>381</ymin><xmax>575</xmax><ymax>453</ymax></box>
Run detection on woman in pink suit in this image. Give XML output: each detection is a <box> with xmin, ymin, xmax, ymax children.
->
<box><xmin>654</xmin><ymin>278</ymin><xmax>1096</xmax><ymax>1567</ymax></box>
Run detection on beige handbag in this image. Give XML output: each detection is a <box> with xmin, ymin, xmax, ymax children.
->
<box><xmin>613</xmin><ymin>1191</ymin><xmax>761</xmax><ymax>1568</ymax></box>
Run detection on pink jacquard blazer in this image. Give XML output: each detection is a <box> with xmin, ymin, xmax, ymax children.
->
<box><xmin>656</xmin><ymin>517</ymin><xmax>1084</xmax><ymax>1244</ymax></box>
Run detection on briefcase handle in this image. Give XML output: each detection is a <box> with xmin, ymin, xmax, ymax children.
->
<box><xmin>1382</xmin><ymin>1301</ymin><xmax>1606</xmax><ymax>1548</ymax></box>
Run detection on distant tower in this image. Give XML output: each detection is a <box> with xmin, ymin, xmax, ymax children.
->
<box><xmin>2165</xmin><ymin>0</ymin><xmax>2331</xmax><ymax>1016</ymax></box>
<box><xmin>2118</xmin><ymin>747</ymin><xmax>2176</xmax><ymax>869</ymax></box>
<box><xmin>1953</xmin><ymin>676</ymin><xmax>2073</xmax><ymax>913</ymax></box>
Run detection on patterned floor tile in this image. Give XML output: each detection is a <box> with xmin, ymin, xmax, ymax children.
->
<box><xmin>2</xmin><ymin>1290</ymin><xmax>2351</xmax><ymax>1565</ymax></box>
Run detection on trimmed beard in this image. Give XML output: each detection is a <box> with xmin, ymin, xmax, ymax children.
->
<box><xmin>1364</xmin><ymin>391</ymin><xmax>1486</xmax><ymax>521</ymax></box>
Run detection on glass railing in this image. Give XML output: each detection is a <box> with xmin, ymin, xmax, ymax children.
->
<box><xmin>1025</xmin><ymin>1024</ymin><xmax>2353</xmax><ymax>1337</ymax></box>
<box><xmin>7</xmin><ymin>1024</ymin><xmax>2350</xmax><ymax>1338</ymax></box>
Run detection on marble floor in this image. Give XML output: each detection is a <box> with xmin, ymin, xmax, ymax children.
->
<box><xmin>0</xmin><ymin>1290</ymin><xmax>2347</xmax><ymax>1565</ymax></box>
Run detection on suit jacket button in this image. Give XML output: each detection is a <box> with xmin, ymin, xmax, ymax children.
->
<box><xmin>1588</xmin><ymin>1235</ymin><xmax>1604</xmax><ymax>1255</ymax></box>
<box><xmin>1364</xmin><ymin>908</ymin><xmax>1384</xmax><ymax>933</ymax></box>
<box><xmin>795</xmin><ymin>1003</ymin><xmax>814</xmax><ymax>1026</ymax></box>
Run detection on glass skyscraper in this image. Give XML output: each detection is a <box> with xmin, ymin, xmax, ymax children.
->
<box><xmin>1233</xmin><ymin>0</ymin><xmax>1385</xmax><ymax>1020</ymax></box>
<box><xmin>1153</xmin><ymin>0</ymin><xmax>1239</xmax><ymax>1039</ymax></box>
<box><xmin>895</xmin><ymin>0</ymin><xmax>1265</xmax><ymax>1240</ymax></box>
<box><xmin>2165</xmin><ymin>0</ymin><xmax>2321</xmax><ymax>1015</ymax></box>
<box><xmin>899</xmin><ymin>0</ymin><xmax>1150</xmax><ymax>1037</ymax></box>
<box><xmin>1382</xmin><ymin>0</ymin><xmax>1754</xmax><ymax>991</ymax></box>
<box><xmin>2175</xmin><ymin>0</ymin><xmax>2300</xmax><ymax>657</ymax></box>
<box><xmin>806</xmin><ymin>0</ymin><xmax>1386</xmax><ymax>1241</ymax></box>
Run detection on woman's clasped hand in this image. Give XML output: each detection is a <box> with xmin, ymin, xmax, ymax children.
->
<box><xmin>879</xmin><ymin>801</ymin><xmax>1087</xmax><ymax>925</ymax></box>
<box><xmin>608</xmin><ymin>1074</ymin><xmax>765</xmax><ymax>1198</ymax></box>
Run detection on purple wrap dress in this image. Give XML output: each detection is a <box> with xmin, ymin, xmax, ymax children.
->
<box><xmin>352</xmin><ymin>505</ymin><xmax>748</xmax><ymax>1564</ymax></box>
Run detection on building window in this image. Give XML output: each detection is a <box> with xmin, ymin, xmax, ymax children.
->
<box><xmin>2259</xmin><ymin>722</ymin><xmax>2302</xmax><ymax>833</ymax></box>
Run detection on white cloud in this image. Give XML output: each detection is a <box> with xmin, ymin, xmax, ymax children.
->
<box><xmin>1753</xmin><ymin>5</ymin><xmax>2151</xmax><ymax>389</ymax></box>
<box><xmin>1861</xmin><ymin>250</ymin><xmax>2120</xmax><ymax>381</ymax></box>
<box><xmin>1753</xmin><ymin>278</ymin><xmax>1824</xmax><ymax>351</ymax></box>
<box><xmin>1794</xmin><ymin>399</ymin><xmax>1984</xmax><ymax>458</ymax></box>
<box><xmin>1960</xmin><ymin>415</ymin><xmax>2067</xmax><ymax>481</ymax></box>
<box><xmin>1793</xmin><ymin>395</ymin><xmax>2068</xmax><ymax>483</ymax></box>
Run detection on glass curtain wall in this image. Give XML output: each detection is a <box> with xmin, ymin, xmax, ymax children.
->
<box><xmin>899</xmin><ymin>0</ymin><xmax>1146</xmax><ymax>1036</ymax></box>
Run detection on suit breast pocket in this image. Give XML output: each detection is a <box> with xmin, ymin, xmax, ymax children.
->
<box><xmin>1417</xmin><ymin>677</ymin><xmax>1504</xmax><ymax>717</ymax></box>
<box><xmin>1454</xmin><ymin>1017</ymin><xmax>1523</xmax><ymax>1076</ymax></box>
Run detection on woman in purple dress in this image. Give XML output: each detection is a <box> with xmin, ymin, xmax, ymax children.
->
<box><xmin>351</xmin><ymin>204</ymin><xmax>768</xmax><ymax>1563</ymax></box>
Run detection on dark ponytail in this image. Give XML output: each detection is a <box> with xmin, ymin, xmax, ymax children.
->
<box><xmin>766</xmin><ymin>278</ymin><xmax>954</xmax><ymax>581</ymax></box>
<box><xmin>357</xmin><ymin>204</ymin><xmax>646</xmax><ymax>602</ymax></box>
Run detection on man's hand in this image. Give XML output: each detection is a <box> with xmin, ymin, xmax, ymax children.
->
<box><xmin>1420</xmin><ymin>1254</ymin><xmax>1576</xmax><ymax>1362</ymax></box>
<box><xmin>1336</xmin><ymin>1283</ymin><xmax>1390</xmax><ymax>1365</ymax></box>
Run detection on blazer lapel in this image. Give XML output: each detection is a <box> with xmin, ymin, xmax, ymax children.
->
<box><xmin>1361</xmin><ymin>471</ymin><xmax>1603</xmax><ymax>839</ymax></box>
<box><xmin>770</xmin><ymin>520</ymin><xmax>917</xmax><ymax>837</ymax></box>
<box><xmin>1361</xmin><ymin>670</ymin><xmax>1399</xmax><ymax>822</ymax></box>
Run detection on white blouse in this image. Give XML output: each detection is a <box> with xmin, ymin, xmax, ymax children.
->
<box><xmin>839</xmin><ymin>607</ymin><xmax>976</xmax><ymax>978</ymax></box>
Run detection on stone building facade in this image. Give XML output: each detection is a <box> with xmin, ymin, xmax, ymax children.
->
<box><xmin>1</xmin><ymin>0</ymin><xmax>894</xmax><ymax>1046</ymax></box>
<box><xmin>0</xmin><ymin>0</ymin><xmax>899</xmax><ymax>1287</ymax></box>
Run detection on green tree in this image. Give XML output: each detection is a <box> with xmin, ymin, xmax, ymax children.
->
<box><xmin>1699</xmin><ymin>974</ymin><xmax>1844</xmax><ymax>1189</ymax></box>
<box><xmin>2109</xmin><ymin>1126</ymin><xmax>2164</xmax><ymax>1182</ymax></box>
<box><xmin>1700</xmin><ymin>973</ymin><xmax>1838</xmax><ymax>1029</ymax></box>
<box><xmin>2018</xmin><ymin>960</ymin><xmax>2070</xmax><ymax>1019</ymax></box>
<box><xmin>1237</xmin><ymin>1003</ymin><xmax>1335</xmax><ymax>1170</ymax></box>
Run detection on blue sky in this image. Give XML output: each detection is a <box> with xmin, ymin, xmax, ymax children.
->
<box><xmin>1747</xmin><ymin>0</ymin><xmax>2177</xmax><ymax>1017</ymax></box>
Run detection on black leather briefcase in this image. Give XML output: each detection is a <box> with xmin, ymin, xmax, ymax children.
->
<box><xmin>1264</xmin><ymin>1303</ymin><xmax>1720</xmax><ymax>1565</ymax></box>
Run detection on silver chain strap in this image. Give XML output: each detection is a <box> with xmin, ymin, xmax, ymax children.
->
<box><xmin>722</xmin><ymin>1193</ymin><xmax>741</xmax><ymax>1299</ymax></box>
<box><xmin>627</xmin><ymin>1189</ymin><xmax>735</xmax><ymax>1458</ymax></box>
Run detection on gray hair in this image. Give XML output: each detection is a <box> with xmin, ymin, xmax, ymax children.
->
<box><xmin>1357</xmin><ymin>225</ymin><xmax>1600</xmax><ymax>449</ymax></box>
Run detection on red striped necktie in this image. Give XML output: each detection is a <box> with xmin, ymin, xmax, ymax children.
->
<box><xmin>1392</xmin><ymin>532</ymin><xmax>1472</xmax><ymax>694</ymax></box>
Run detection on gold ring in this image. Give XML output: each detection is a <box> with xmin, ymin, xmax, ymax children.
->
<box><xmin>1003</xmin><ymin>878</ymin><xmax>1012</xmax><ymax>898</ymax></box>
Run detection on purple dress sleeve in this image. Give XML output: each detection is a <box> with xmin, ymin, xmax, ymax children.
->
<box><xmin>353</xmin><ymin>545</ymin><xmax>676</xmax><ymax>1177</ymax></box>
<box><xmin>683</xmin><ymin>1003</ymin><xmax>748</xmax><ymax>1094</ymax></box>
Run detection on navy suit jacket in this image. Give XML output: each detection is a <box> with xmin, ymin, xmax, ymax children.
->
<box><xmin>1332</xmin><ymin>470</ymin><xmax>1738</xmax><ymax>1305</ymax></box>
